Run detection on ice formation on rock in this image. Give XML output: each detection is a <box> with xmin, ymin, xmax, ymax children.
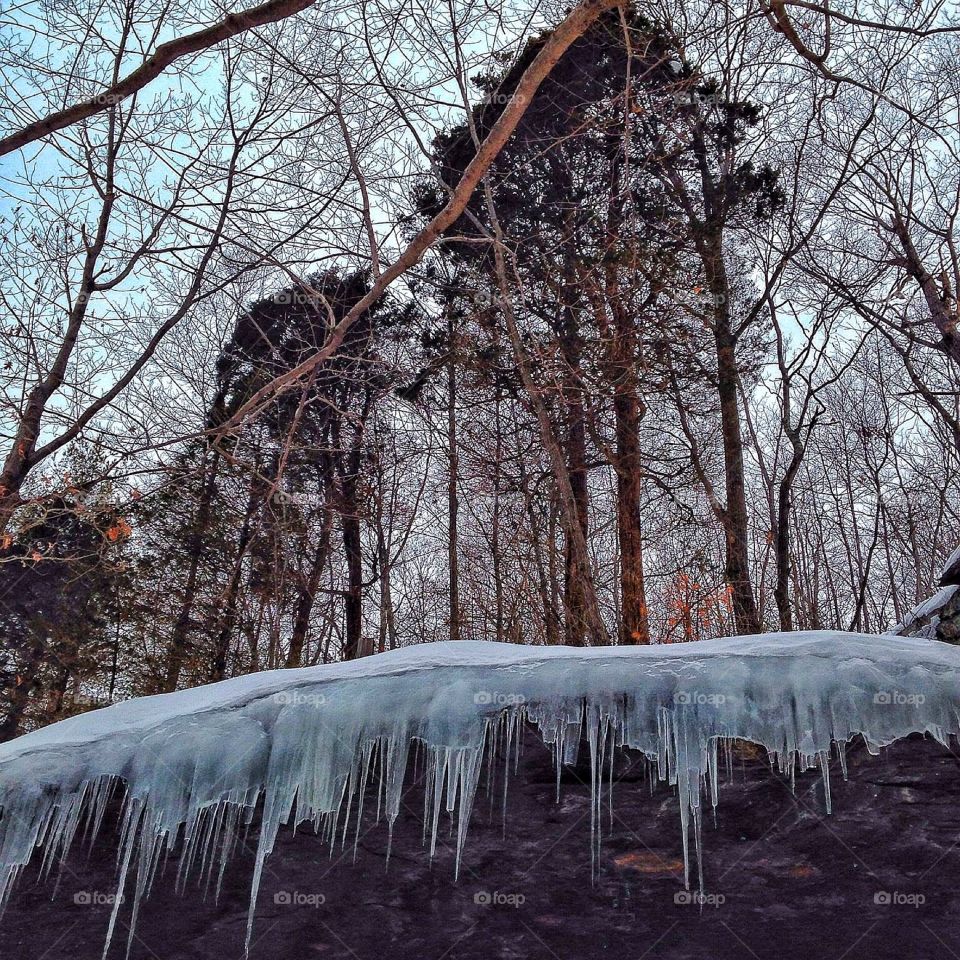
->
<box><xmin>1</xmin><ymin>632</ymin><xmax>958</xmax><ymax>957</ymax></box>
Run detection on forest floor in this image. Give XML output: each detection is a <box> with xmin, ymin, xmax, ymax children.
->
<box><xmin>2</xmin><ymin>731</ymin><xmax>959</xmax><ymax>959</ymax></box>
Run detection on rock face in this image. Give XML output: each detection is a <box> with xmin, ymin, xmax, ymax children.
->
<box><xmin>935</xmin><ymin>588</ymin><xmax>960</xmax><ymax>644</ymax></box>
<box><xmin>895</xmin><ymin>548</ymin><xmax>960</xmax><ymax>643</ymax></box>
<box><xmin>1</xmin><ymin>732</ymin><xmax>959</xmax><ymax>960</ymax></box>
<box><xmin>938</xmin><ymin>549</ymin><xmax>960</xmax><ymax>643</ymax></box>
<box><xmin>897</xmin><ymin>584</ymin><xmax>960</xmax><ymax>642</ymax></box>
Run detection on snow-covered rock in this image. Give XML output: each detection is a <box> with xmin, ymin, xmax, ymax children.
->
<box><xmin>1</xmin><ymin>632</ymin><xmax>958</xmax><ymax>956</ymax></box>
<box><xmin>893</xmin><ymin>546</ymin><xmax>960</xmax><ymax>643</ymax></box>
<box><xmin>893</xmin><ymin>584</ymin><xmax>960</xmax><ymax>640</ymax></box>
<box><xmin>890</xmin><ymin>547</ymin><xmax>960</xmax><ymax>644</ymax></box>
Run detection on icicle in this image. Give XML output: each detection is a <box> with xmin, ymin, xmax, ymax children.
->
<box><xmin>587</xmin><ymin>704</ymin><xmax>600</xmax><ymax>881</ymax></box>
<box><xmin>818</xmin><ymin>750</ymin><xmax>832</xmax><ymax>814</ymax></box>
<box><xmin>0</xmin><ymin>632</ymin><xmax>953</xmax><ymax>959</ymax></box>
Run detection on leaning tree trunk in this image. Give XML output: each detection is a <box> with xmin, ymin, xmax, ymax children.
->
<box><xmin>478</xmin><ymin>169</ymin><xmax>609</xmax><ymax>646</ymax></box>
<box><xmin>498</xmin><ymin>282</ymin><xmax>608</xmax><ymax>646</ymax></box>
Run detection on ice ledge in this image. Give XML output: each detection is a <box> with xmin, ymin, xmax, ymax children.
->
<box><xmin>2</xmin><ymin>630</ymin><xmax>954</xmax><ymax>763</ymax></box>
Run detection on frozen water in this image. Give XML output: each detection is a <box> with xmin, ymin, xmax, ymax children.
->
<box><xmin>1</xmin><ymin>631</ymin><xmax>958</xmax><ymax>957</ymax></box>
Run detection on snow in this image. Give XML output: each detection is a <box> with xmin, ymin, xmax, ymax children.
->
<box><xmin>1</xmin><ymin>631</ymin><xmax>959</xmax><ymax>958</ymax></box>
<box><xmin>890</xmin><ymin>584</ymin><xmax>959</xmax><ymax>637</ymax></box>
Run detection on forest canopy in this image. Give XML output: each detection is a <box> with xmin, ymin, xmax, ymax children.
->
<box><xmin>0</xmin><ymin>0</ymin><xmax>957</xmax><ymax>738</ymax></box>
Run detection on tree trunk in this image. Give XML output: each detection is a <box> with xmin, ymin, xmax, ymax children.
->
<box><xmin>604</xmin><ymin>268</ymin><xmax>650</xmax><ymax>645</ymax></box>
<box><xmin>376</xmin><ymin>531</ymin><xmax>397</xmax><ymax>654</ymax></box>
<box><xmin>339</xmin><ymin>438</ymin><xmax>366</xmax><ymax>660</ymax></box>
<box><xmin>163</xmin><ymin>452</ymin><xmax>221</xmax><ymax>692</ymax></box>
<box><xmin>447</xmin><ymin>314</ymin><xmax>461</xmax><ymax>642</ymax></box>
<box><xmin>210</xmin><ymin>468</ymin><xmax>262</xmax><ymax>682</ymax></box>
<box><xmin>0</xmin><ymin>640</ymin><xmax>45</xmax><ymax>741</ymax></box>
<box><xmin>288</xmin><ymin>509</ymin><xmax>334</xmax><ymax>667</ymax></box>
<box><xmin>500</xmin><ymin>294</ymin><xmax>608</xmax><ymax>645</ymax></box>
<box><xmin>491</xmin><ymin>392</ymin><xmax>505</xmax><ymax>643</ymax></box>
<box><xmin>561</xmin><ymin>317</ymin><xmax>591</xmax><ymax>646</ymax></box>
<box><xmin>703</xmin><ymin>230</ymin><xmax>761</xmax><ymax>636</ymax></box>
<box><xmin>773</xmin><ymin>440</ymin><xmax>804</xmax><ymax>632</ymax></box>
<box><xmin>773</xmin><ymin>477</ymin><xmax>793</xmax><ymax>631</ymax></box>
<box><xmin>519</xmin><ymin>455</ymin><xmax>563</xmax><ymax>646</ymax></box>
<box><xmin>614</xmin><ymin>386</ymin><xmax>650</xmax><ymax>643</ymax></box>
<box><xmin>715</xmin><ymin>325</ymin><xmax>761</xmax><ymax>634</ymax></box>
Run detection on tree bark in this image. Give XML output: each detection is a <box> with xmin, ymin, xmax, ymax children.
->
<box><xmin>210</xmin><ymin>467</ymin><xmax>263</xmax><ymax>682</ymax></box>
<box><xmin>603</xmin><ymin>263</ymin><xmax>650</xmax><ymax>644</ymax></box>
<box><xmin>703</xmin><ymin>232</ymin><xmax>762</xmax><ymax>635</ymax></box>
<box><xmin>561</xmin><ymin>319</ymin><xmax>591</xmax><ymax>646</ymax></box>
<box><xmin>613</xmin><ymin>385</ymin><xmax>650</xmax><ymax>643</ymax></box>
<box><xmin>889</xmin><ymin>210</ymin><xmax>960</xmax><ymax>365</ymax></box>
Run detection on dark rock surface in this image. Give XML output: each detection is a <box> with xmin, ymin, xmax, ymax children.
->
<box><xmin>936</xmin><ymin>589</ymin><xmax>960</xmax><ymax>644</ymax></box>
<box><xmin>2</xmin><ymin>731</ymin><xmax>960</xmax><ymax>960</ymax></box>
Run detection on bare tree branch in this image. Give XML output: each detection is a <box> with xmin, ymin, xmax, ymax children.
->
<box><xmin>0</xmin><ymin>0</ymin><xmax>317</xmax><ymax>158</ymax></box>
<box><xmin>217</xmin><ymin>0</ymin><xmax>624</xmax><ymax>433</ymax></box>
